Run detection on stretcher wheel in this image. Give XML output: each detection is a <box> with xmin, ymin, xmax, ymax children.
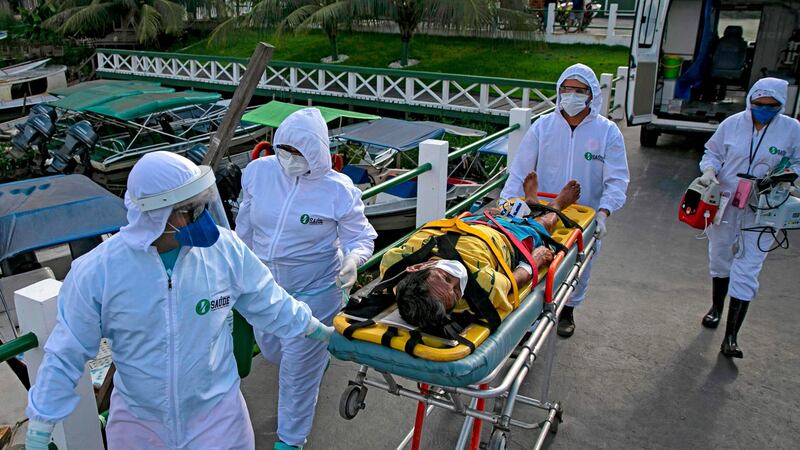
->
<box><xmin>488</xmin><ymin>429</ymin><xmax>507</xmax><ymax>450</ymax></box>
<box><xmin>339</xmin><ymin>385</ymin><xmax>365</xmax><ymax>420</ymax></box>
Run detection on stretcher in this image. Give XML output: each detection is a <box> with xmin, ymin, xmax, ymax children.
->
<box><xmin>328</xmin><ymin>195</ymin><xmax>598</xmax><ymax>450</ymax></box>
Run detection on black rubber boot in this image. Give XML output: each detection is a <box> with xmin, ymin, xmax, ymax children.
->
<box><xmin>557</xmin><ymin>306</ymin><xmax>575</xmax><ymax>338</ymax></box>
<box><xmin>702</xmin><ymin>277</ymin><xmax>729</xmax><ymax>329</ymax></box>
<box><xmin>720</xmin><ymin>297</ymin><xmax>749</xmax><ymax>359</ymax></box>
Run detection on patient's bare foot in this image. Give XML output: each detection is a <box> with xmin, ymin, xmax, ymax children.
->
<box><xmin>523</xmin><ymin>171</ymin><xmax>540</xmax><ymax>205</ymax></box>
<box><xmin>550</xmin><ymin>180</ymin><xmax>581</xmax><ymax>211</ymax></box>
<box><xmin>533</xmin><ymin>247</ymin><xmax>555</xmax><ymax>268</ymax></box>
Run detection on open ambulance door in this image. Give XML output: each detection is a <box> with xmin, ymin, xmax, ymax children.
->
<box><xmin>626</xmin><ymin>0</ymin><xmax>669</xmax><ymax>125</ymax></box>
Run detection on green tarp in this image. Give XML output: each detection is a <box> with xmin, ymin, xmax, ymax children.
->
<box><xmin>50</xmin><ymin>80</ymin><xmax>174</xmax><ymax>112</ymax></box>
<box><xmin>85</xmin><ymin>91</ymin><xmax>222</xmax><ymax>120</ymax></box>
<box><xmin>241</xmin><ymin>100</ymin><xmax>380</xmax><ymax>128</ymax></box>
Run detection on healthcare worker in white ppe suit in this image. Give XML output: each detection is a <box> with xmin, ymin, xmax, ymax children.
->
<box><xmin>697</xmin><ymin>77</ymin><xmax>800</xmax><ymax>359</ymax></box>
<box><xmin>25</xmin><ymin>151</ymin><xmax>333</xmax><ymax>450</ymax></box>
<box><xmin>499</xmin><ymin>63</ymin><xmax>629</xmax><ymax>338</ymax></box>
<box><xmin>236</xmin><ymin>108</ymin><xmax>377</xmax><ymax>450</ymax></box>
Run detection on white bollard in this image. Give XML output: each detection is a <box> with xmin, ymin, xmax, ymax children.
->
<box><xmin>599</xmin><ymin>73</ymin><xmax>613</xmax><ymax>118</ymax></box>
<box><xmin>15</xmin><ymin>279</ymin><xmax>104</xmax><ymax>450</ymax></box>
<box><xmin>607</xmin><ymin>4</ymin><xmax>618</xmax><ymax>39</ymax></box>
<box><xmin>611</xmin><ymin>66</ymin><xmax>628</xmax><ymax>120</ymax></box>
<box><xmin>546</xmin><ymin>3</ymin><xmax>555</xmax><ymax>35</ymax></box>
<box><xmin>507</xmin><ymin>108</ymin><xmax>532</xmax><ymax>167</ymax></box>
<box><xmin>416</xmin><ymin>139</ymin><xmax>449</xmax><ymax>227</ymax></box>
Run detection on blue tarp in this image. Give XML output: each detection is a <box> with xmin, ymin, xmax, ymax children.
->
<box><xmin>0</xmin><ymin>175</ymin><xmax>127</xmax><ymax>262</ymax></box>
<box><xmin>477</xmin><ymin>134</ymin><xmax>509</xmax><ymax>155</ymax></box>
<box><xmin>337</xmin><ymin>118</ymin><xmax>446</xmax><ymax>152</ymax></box>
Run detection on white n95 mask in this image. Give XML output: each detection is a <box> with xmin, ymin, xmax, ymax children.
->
<box><xmin>433</xmin><ymin>259</ymin><xmax>468</xmax><ymax>297</ymax></box>
<box><xmin>277</xmin><ymin>148</ymin><xmax>309</xmax><ymax>177</ymax></box>
<box><xmin>560</xmin><ymin>92</ymin><xmax>590</xmax><ymax>117</ymax></box>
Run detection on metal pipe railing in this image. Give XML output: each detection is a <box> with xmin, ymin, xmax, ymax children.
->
<box><xmin>0</xmin><ymin>332</ymin><xmax>38</xmax><ymax>364</ymax></box>
<box><xmin>357</xmin><ymin>228</ymin><xmax>417</xmax><ymax>273</ymax></box>
<box><xmin>360</xmin><ymin>163</ymin><xmax>432</xmax><ymax>201</ymax></box>
<box><xmin>445</xmin><ymin>174</ymin><xmax>508</xmax><ymax>218</ymax></box>
<box><xmin>448</xmin><ymin>124</ymin><xmax>520</xmax><ymax>161</ymax></box>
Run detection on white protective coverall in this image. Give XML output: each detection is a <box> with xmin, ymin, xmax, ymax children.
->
<box><xmin>27</xmin><ymin>152</ymin><xmax>314</xmax><ymax>449</ymax></box>
<box><xmin>236</xmin><ymin>108</ymin><xmax>377</xmax><ymax>446</ymax></box>
<box><xmin>700</xmin><ymin>78</ymin><xmax>800</xmax><ymax>301</ymax></box>
<box><xmin>499</xmin><ymin>63</ymin><xmax>630</xmax><ymax>307</ymax></box>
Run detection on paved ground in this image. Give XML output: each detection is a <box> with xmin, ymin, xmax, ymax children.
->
<box><xmin>2</xmin><ymin>123</ymin><xmax>799</xmax><ymax>449</ymax></box>
<box><xmin>241</xmin><ymin>123</ymin><xmax>800</xmax><ymax>449</ymax></box>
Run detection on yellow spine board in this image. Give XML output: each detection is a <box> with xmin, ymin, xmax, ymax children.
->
<box><xmin>333</xmin><ymin>203</ymin><xmax>595</xmax><ymax>362</ymax></box>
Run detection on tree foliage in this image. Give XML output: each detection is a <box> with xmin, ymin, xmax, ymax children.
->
<box><xmin>43</xmin><ymin>0</ymin><xmax>189</xmax><ymax>44</ymax></box>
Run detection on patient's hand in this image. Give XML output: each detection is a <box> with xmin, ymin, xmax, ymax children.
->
<box><xmin>533</xmin><ymin>247</ymin><xmax>554</xmax><ymax>268</ymax></box>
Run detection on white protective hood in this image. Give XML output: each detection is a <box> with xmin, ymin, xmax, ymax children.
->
<box><xmin>119</xmin><ymin>151</ymin><xmax>201</xmax><ymax>251</ymax></box>
<box><xmin>556</xmin><ymin>63</ymin><xmax>603</xmax><ymax>120</ymax></box>
<box><xmin>273</xmin><ymin>108</ymin><xmax>332</xmax><ymax>180</ymax></box>
<box><xmin>745</xmin><ymin>77</ymin><xmax>788</xmax><ymax>117</ymax></box>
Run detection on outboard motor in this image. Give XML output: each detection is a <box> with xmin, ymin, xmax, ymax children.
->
<box><xmin>185</xmin><ymin>143</ymin><xmax>208</xmax><ymax>165</ymax></box>
<box><xmin>49</xmin><ymin>120</ymin><xmax>99</xmax><ymax>174</ymax></box>
<box><xmin>10</xmin><ymin>113</ymin><xmax>56</xmax><ymax>162</ymax></box>
<box><xmin>29</xmin><ymin>104</ymin><xmax>58</xmax><ymax>123</ymax></box>
<box><xmin>679</xmin><ymin>177</ymin><xmax>721</xmax><ymax>230</ymax></box>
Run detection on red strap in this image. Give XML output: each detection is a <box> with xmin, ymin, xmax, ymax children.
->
<box><xmin>483</xmin><ymin>212</ymin><xmax>538</xmax><ymax>285</ymax></box>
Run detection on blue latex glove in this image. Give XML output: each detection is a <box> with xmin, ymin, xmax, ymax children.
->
<box><xmin>26</xmin><ymin>420</ymin><xmax>54</xmax><ymax>450</ymax></box>
<box><xmin>305</xmin><ymin>317</ymin><xmax>334</xmax><ymax>342</ymax></box>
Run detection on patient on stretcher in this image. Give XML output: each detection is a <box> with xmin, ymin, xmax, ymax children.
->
<box><xmin>380</xmin><ymin>172</ymin><xmax>581</xmax><ymax>332</ymax></box>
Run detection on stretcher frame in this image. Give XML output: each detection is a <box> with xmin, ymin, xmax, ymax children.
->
<box><xmin>335</xmin><ymin>217</ymin><xmax>598</xmax><ymax>450</ymax></box>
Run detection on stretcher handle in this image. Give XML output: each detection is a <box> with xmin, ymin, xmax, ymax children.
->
<box><xmin>545</xmin><ymin>228</ymin><xmax>583</xmax><ymax>304</ymax></box>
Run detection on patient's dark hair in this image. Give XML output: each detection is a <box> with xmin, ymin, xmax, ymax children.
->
<box><xmin>396</xmin><ymin>269</ymin><xmax>449</xmax><ymax>330</ymax></box>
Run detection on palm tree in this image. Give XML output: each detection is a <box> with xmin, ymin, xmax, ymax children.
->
<box><xmin>210</xmin><ymin>0</ymin><xmax>372</xmax><ymax>62</ymax></box>
<box><xmin>43</xmin><ymin>0</ymin><xmax>187</xmax><ymax>44</ymax></box>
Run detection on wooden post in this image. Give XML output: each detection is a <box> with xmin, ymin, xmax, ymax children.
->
<box><xmin>202</xmin><ymin>43</ymin><xmax>274</xmax><ymax>169</ymax></box>
<box><xmin>607</xmin><ymin>4</ymin><xmax>618</xmax><ymax>40</ymax></box>
<box><xmin>546</xmin><ymin>3</ymin><xmax>556</xmax><ymax>35</ymax></box>
<box><xmin>507</xmin><ymin>108</ymin><xmax>532</xmax><ymax>167</ymax></box>
<box><xmin>416</xmin><ymin>140</ymin><xmax>449</xmax><ymax>227</ymax></box>
<box><xmin>599</xmin><ymin>73</ymin><xmax>613</xmax><ymax>118</ymax></box>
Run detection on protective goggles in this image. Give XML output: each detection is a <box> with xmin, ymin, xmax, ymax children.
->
<box><xmin>559</xmin><ymin>86</ymin><xmax>591</xmax><ymax>95</ymax></box>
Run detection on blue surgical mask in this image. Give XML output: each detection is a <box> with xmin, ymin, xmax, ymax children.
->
<box><xmin>751</xmin><ymin>105</ymin><xmax>781</xmax><ymax>125</ymax></box>
<box><xmin>169</xmin><ymin>209</ymin><xmax>220</xmax><ymax>247</ymax></box>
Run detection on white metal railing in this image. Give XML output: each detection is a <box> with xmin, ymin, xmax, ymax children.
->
<box><xmin>96</xmin><ymin>50</ymin><xmax>558</xmax><ymax>120</ymax></box>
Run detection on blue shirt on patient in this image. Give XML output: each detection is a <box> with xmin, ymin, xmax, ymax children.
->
<box><xmin>464</xmin><ymin>215</ymin><xmax>549</xmax><ymax>249</ymax></box>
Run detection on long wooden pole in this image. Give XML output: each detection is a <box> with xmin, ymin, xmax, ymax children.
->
<box><xmin>202</xmin><ymin>42</ymin><xmax>274</xmax><ymax>169</ymax></box>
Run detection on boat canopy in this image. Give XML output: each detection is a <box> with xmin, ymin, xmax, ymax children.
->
<box><xmin>241</xmin><ymin>100</ymin><xmax>380</xmax><ymax>128</ymax></box>
<box><xmin>49</xmin><ymin>80</ymin><xmax>174</xmax><ymax>111</ymax></box>
<box><xmin>337</xmin><ymin>118</ymin><xmax>446</xmax><ymax>152</ymax></box>
<box><xmin>84</xmin><ymin>91</ymin><xmax>222</xmax><ymax>120</ymax></box>
<box><xmin>0</xmin><ymin>175</ymin><xmax>127</xmax><ymax>262</ymax></box>
<box><xmin>477</xmin><ymin>134</ymin><xmax>509</xmax><ymax>155</ymax></box>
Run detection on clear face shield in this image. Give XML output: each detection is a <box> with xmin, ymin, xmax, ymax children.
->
<box><xmin>129</xmin><ymin>166</ymin><xmax>229</xmax><ymax>248</ymax></box>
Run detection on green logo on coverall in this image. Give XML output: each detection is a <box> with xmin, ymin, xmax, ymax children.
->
<box><xmin>195</xmin><ymin>299</ymin><xmax>211</xmax><ymax>315</ymax></box>
<box><xmin>300</xmin><ymin>214</ymin><xmax>323</xmax><ymax>225</ymax></box>
<box><xmin>769</xmin><ymin>146</ymin><xmax>780</xmax><ymax>155</ymax></box>
<box><xmin>584</xmin><ymin>152</ymin><xmax>605</xmax><ymax>162</ymax></box>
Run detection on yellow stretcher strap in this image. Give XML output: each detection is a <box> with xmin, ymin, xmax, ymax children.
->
<box><xmin>422</xmin><ymin>218</ymin><xmax>520</xmax><ymax>307</ymax></box>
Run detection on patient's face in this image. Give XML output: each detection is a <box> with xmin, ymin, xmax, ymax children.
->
<box><xmin>406</xmin><ymin>261</ymin><xmax>462</xmax><ymax>311</ymax></box>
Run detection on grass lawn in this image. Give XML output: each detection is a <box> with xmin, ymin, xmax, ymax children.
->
<box><xmin>180</xmin><ymin>30</ymin><xmax>628</xmax><ymax>82</ymax></box>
